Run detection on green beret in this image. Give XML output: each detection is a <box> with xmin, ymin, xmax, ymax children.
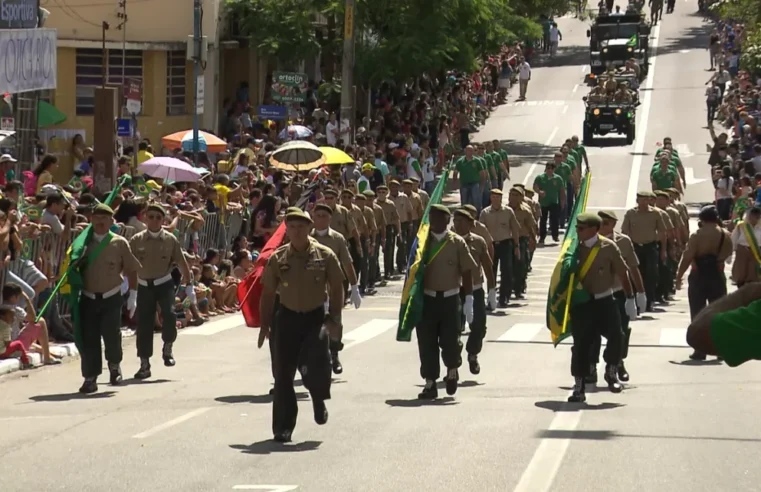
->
<box><xmin>598</xmin><ymin>210</ymin><xmax>618</xmax><ymax>221</ymax></box>
<box><xmin>323</xmin><ymin>188</ymin><xmax>339</xmax><ymax>197</ymax></box>
<box><xmin>454</xmin><ymin>208</ymin><xmax>474</xmax><ymax>220</ymax></box>
<box><xmin>461</xmin><ymin>204</ymin><xmax>477</xmax><ymax>216</ymax></box>
<box><xmin>524</xmin><ymin>189</ymin><xmax>535</xmax><ymax>197</ymax></box>
<box><xmin>402</xmin><ymin>179</ymin><xmax>414</xmax><ymax>185</ymax></box>
<box><xmin>636</xmin><ymin>190</ymin><xmax>655</xmax><ymax>198</ymax></box>
<box><xmin>285</xmin><ymin>208</ymin><xmax>313</xmax><ymax>224</ymax></box>
<box><xmin>513</xmin><ymin>183</ymin><xmax>526</xmax><ymax>189</ymax></box>
<box><xmin>376</xmin><ymin>185</ymin><xmax>388</xmax><ymax>191</ymax></box>
<box><xmin>314</xmin><ymin>203</ymin><xmax>333</xmax><ymax>215</ymax></box>
<box><xmin>665</xmin><ymin>187</ymin><xmax>679</xmax><ymax>195</ymax></box>
<box><xmin>430</xmin><ymin>204</ymin><xmax>451</xmax><ymax>216</ymax></box>
<box><xmin>362</xmin><ymin>190</ymin><xmax>376</xmax><ymax>197</ymax></box>
<box><xmin>509</xmin><ymin>187</ymin><xmax>524</xmax><ymax>196</ymax></box>
<box><xmin>389</xmin><ymin>180</ymin><xmax>401</xmax><ymax>186</ymax></box>
<box><xmin>93</xmin><ymin>203</ymin><xmax>114</xmax><ymax>216</ymax></box>
<box><xmin>577</xmin><ymin>212</ymin><xmax>602</xmax><ymax>227</ymax></box>
<box><xmin>340</xmin><ymin>188</ymin><xmax>355</xmax><ymax>197</ymax></box>
<box><xmin>286</xmin><ymin>206</ymin><xmax>302</xmax><ymax>214</ymax></box>
<box><xmin>409</xmin><ymin>176</ymin><xmax>420</xmax><ymax>183</ymax></box>
<box><xmin>490</xmin><ymin>188</ymin><xmax>503</xmax><ymax>195</ymax></box>
<box><xmin>146</xmin><ymin>203</ymin><xmax>165</xmax><ymax>216</ymax></box>
<box><xmin>654</xmin><ymin>190</ymin><xmax>668</xmax><ymax>197</ymax></box>
<box><xmin>354</xmin><ymin>194</ymin><xmax>366</xmax><ymax>201</ymax></box>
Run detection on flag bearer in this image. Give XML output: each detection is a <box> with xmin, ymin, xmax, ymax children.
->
<box><xmin>621</xmin><ymin>191</ymin><xmax>668</xmax><ymax>312</ymax></box>
<box><xmin>130</xmin><ymin>203</ymin><xmax>192</xmax><ymax>380</ymax></box>
<box><xmin>730</xmin><ymin>206</ymin><xmax>761</xmax><ymax>288</ymax></box>
<box><xmin>417</xmin><ymin>204</ymin><xmax>477</xmax><ymax>400</ymax></box>
<box><xmin>453</xmin><ymin>207</ymin><xmax>495</xmax><ymax>375</ymax></box>
<box><xmin>567</xmin><ymin>213</ymin><xmax>637</xmax><ymax>403</ymax></box>
<box><xmin>78</xmin><ymin>204</ymin><xmax>142</xmax><ymax>394</ymax></box>
<box><xmin>589</xmin><ymin>210</ymin><xmax>647</xmax><ymax>384</ymax></box>
<box><xmin>508</xmin><ymin>187</ymin><xmax>537</xmax><ymax>299</ymax></box>
<box><xmin>311</xmin><ymin>203</ymin><xmax>361</xmax><ymax>375</ymax></box>
<box><xmin>259</xmin><ymin>208</ymin><xmax>345</xmax><ymax>443</ymax></box>
<box><xmin>480</xmin><ymin>189</ymin><xmax>521</xmax><ymax>307</ymax></box>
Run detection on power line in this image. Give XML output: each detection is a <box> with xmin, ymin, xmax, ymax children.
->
<box><xmin>52</xmin><ymin>0</ymin><xmax>101</xmax><ymax>28</ymax></box>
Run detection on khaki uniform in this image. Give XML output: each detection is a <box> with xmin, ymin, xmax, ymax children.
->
<box><xmin>262</xmin><ymin>238</ymin><xmax>345</xmax><ymax>436</ymax></box>
<box><xmin>377</xmin><ymin>198</ymin><xmax>401</xmax><ymax>278</ymax></box>
<box><xmin>417</xmin><ymin>189</ymin><xmax>430</xmax><ymax>209</ymax></box>
<box><xmin>480</xmin><ymin>205</ymin><xmax>521</xmax><ymax>303</ymax></box>
<box><xmin>371</xmin><ymin>202</ymin><xmax>386</xmax><ymax>284</ymax></box>
<box><xmin>511</xmin><ymin>204</ymin><xmax>537</xmax><ymax>296</ymax></box>
<box><xmin>330</xmin><ymin>204</ymin><xmax>357</xmax><ymax>240</ymax></box>
<box><xmin>390</xmin><ymin>192</ymin><xmax>414</xmax><ymax>272</ymax></box>
<box><xmin>346</xmin><ymin>203</ymin><xmax>366</xmax><ymax>289</ymax></box>
<box><xmin>461</xmin><ymin>233</ymin><xmax>490</xmax><ymax>357</ymax></box>
<box><xmin>621</xmin><ymin>206</ymin><xmax>667</xmax><ymax>307</ymax></box>
<box><xmin>361</xmin><ymin>205</ymin><xmax>378</xmax><ymax>290</ymax></box>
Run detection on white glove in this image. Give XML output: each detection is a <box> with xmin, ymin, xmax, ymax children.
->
<box><xmin>725</xmin><ymin>253</ymin><xmax>733</xmax><ymax>265</ymax></box>
<box><xmin>487</xmin><ymin>288</ymin><xmax>497</xmax><ymax>310</ymax></box>
<box><xmin>324</xmin><ymin>300</ymin><xmax>330</xmax><ymax>312</ymax></box>
<box><xmin>127</xmin><ymin>289</ymin><xmax>138</xmax><ymax>318</ymax></box>
<box><xmin>185</xmin><ymin>285</ymin><xmax>197</xmax><ymax>304</ymax></box>
<box><xmin>625</xmin><ymin>297</ymin><xmax>638</xmax><ymax>321</ymax></box>
<box><xmin>635</xmin><ymin>292</ymin><xmax>647</xmax><ymax>312</ymax></box>
<box><xmin>464</xmin><ymin>295</ymin><xmax>474</xmax><ymax>325</ymax></box>
<box><xmin>350</xmin><ymin>284</ymin><xmax>362</xmax><ymax>309</ymax></box>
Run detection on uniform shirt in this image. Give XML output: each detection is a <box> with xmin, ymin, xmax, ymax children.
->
<box><xmin>376</xmin><ymin>199</ymin><xmax>399</xmax><ymax>230</ymax></box>
<box><xmin>462</xmin><ymin>233</ymin><xmax>490</xmax><ymax>286</ymax></box>
<box><xmin>409</xmin><ymin>192</ymin><xmax>424</xmax><ymax>221</ymax></box>
<box><xmin>731</xmin><ymin>220</ymin><xmax>761</xmax><ymax>249</ymax></box>
<box><xmin>472</xmin><ymin>220</ymin><xmax>494</xmax><ymax>245</ymax></box>
<box><xmin>621</xmin><ymin>206</ymin><xmax>667</xmax><ymax>244</ymax></box>
<box><xmin>479</xmin><ymin>205</ymin><xmax>521</xmax><ymax>242</ymax></box>
<box><xmin>348</xmin><ymin>203</ymin><xmax>367</xmax><ymax>237</ymax></box>
<box><xmin>681</xmin><ymin>225</ymin><xmax>732</xmax><ymax>265</ymax></box>
<box><xmin>608</xmin><ymin>231</ymin><xmax>639</xmax><ymax>290</ymax></box>
<box><xmin>656</xmin><ymin>207</ymin><xmax>674</xmax><ymax>231</ymax></box>
<box><xmin>262</xmin><ymin>238</ymin><xmax>345</xmax><ymax>312</ymax></box>
<box><xmin>511</xmin><ymin>203</ymin><xmax>537</xmax><ymax>238</ymax></box>
<box><xmin>651</xmin><ymin>167</ymin><xmax>678</xmax><ymax>190</ymax></box>
<box><xmin>329</xmin><ymin>204</ymin><xmax>357</xmax><ymax>239</ymax></box>
<box><xmin>311</xmin><ymin>229</ymin><xmax>353</xmax><ymax>273</ymax></box>
<box><xmin>83</xmin><ymin>234</ymin><xmax>142</xmax><ymax>293</ymax></box>
<box><xmin>417</xmin><ymin>189</ymin><xmax>430</xmax><ymax>209</ymax></box>
<box><xmin>533</xmin><ymin>172</ymin><xmax>565</xmax><ymax>207</ymax></box>
<box><xmin>454</xmin><ymin>156</ymin><xmax>485</xmax><ymax>185</ymax></box>
<box><xmin>361</xmin><ymin>205</ymin><xmax>378</xmax><ymax>237</ymax></box>
<box><xmin>372</xmin><ymin>203</ymin><xmax>387</xmax><ymax>232</ymax></box>
<box><xmin>423</xmin><ymin>231</ymin><xmax>477</xmax><ymax>291</ymax></box>
<box><xmin>577</xmin><ymin>235</ymin><xmax>628</xmax><ymax>295</ymax></box>
<box><xmin>129</xmin><ymin>229</ymin><xmax>186</xmax><ymax>280</ymax></box>
<box><xmin>390</xmin><ymin>192</ymin><xmax>414</xmax><ymax>223</ymax></box>
<box><xmin>664</xmin><ymin>206</ymin><xmax>685</xmax><ymax>232</ymax></box>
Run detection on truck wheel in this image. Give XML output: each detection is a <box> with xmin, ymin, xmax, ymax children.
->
<box><xmin>583</xmin><ymin>124</ymin><xmax>593</xmax><ymax>146</ymax></box>
<box><xmin>626</xmin><ymin>124</ymin><xmax>635</xmax><ymax>145</ymax></box>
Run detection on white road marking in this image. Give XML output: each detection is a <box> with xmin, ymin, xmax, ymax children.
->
<box><xmin>581</xmin><ymin>65</ymin><xmax>589</xmax><ymax>73</ymax></box>
<box><xmin>674</xmin><ymin>143</ymin><xmax>694</xmax><ymax>158</ymax></box>
<box><xmin>342</xmin><ymin>318</ymin><xmax>398</xmax><ymax>349</ymax></box>
<box><xmin>659</xmin><ymin>328</ymin><xmax>689</xmax><ymax>347</ymax></box>
<box><xmin>679</xmin><ymin>49</ymin><xmax>691</xmax><ymax>53</ymax></box>
<box><xmin>509</xmin><ymin>100</ymin><xmax>567</xmax><ymax>107</ymax></box>
<box><xmin>497</xmin><ymin>323</ymin><xmax>543</xmax><ymax>342</ymax></box>
<box><xmin>572</xmin><ymin>84</ymin><xmax>579</xmax><ymax>93</ymax></box>
<box><xmin>562</xmin><ymin>105</ymin><xmax>569</xmax><ymax>114</ymax></box>
<box><xmin>522</xmin><ymin>127</ymin><xmax>559</xmax><ymax>186</ymax></box>
<box><xmin>625</xmin><ymin>22</ymin><xmax>662</xmax><ymax>209</ymax></box>
<box><xmin>132</xmin><ymin>407</ymin><xmax>211</xmax><ymax>439</ymax></box>
<box><xmin>684</xmin><ymin>167</ymin><xmax>708</xmax><ymax>185</ymax></box>
<box><xmin>512</xmin><ymin>409</ymin><xmax>583</xmax><ymax>492</ymax></box>
<box><xmin>181</xmin><ymin>316</ymin><xmax>243</xmax><ymax>336</ymax></box>
<box><xmin>232</xmin><ymin>486</ymin><xmax>298</xmax><ymax>492</ymax></box>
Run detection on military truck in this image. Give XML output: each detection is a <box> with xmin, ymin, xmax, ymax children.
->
<box><xmin>582</xmin><ymin>96</ymin><xmax>637</xmax><ymax>146</ymax></box>
<box><xmin>587</xmin><ymin>13</ymin><xmax>650</xmax><ymax>78</ymax></box>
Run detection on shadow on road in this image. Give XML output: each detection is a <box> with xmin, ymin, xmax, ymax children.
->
<box><xmin>385</xmin><ymin>396</ymin><xmax>458</xmax><ymax>407</ymax></box>
<box><xmin>119</xmin><ymin>378</ymin><xmax>173</xmax><ymax>387</ymax></box>
<box><xmin>214</xmin><ymin>392</ymin><xmax>309</xmax><ymax>404</ymax></box>
<box><xmin>230</xmin><ymin>440</ymin><xmax>322</xmax><ymax>454</ymax></box>
<box><xmin>29</xmin><ymin>391</ymin><xmax>117</xmax><ymax>402</ymax></box>
<box><xmin>413</xmin><ymin>380</ymin><xmax>483</xmax><ymax>389</ymax></box>
<box><xmin>535</xmin><ymin>400</ymin><xmax>626</xmax><ymax>412</ymax></box>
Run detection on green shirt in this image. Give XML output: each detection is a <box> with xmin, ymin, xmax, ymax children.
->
<box><xmin>533</xmin><ymin>173</ymin><xmax>565</xmax><ymax>206</ymax></box>
<box><xmin>481</xmin><ymin>153</ymin><xmax>495</xmax><ymax>177</ymax></box>
<box><xmin>556</xmin><ymin>162</ymin><xmax>573</xmax><ymax>186</ymax></box>
<box><xmin>711</xmin><ymin>298</ymin><xmax>761</xmax><ymax>367</ymax></box>
<box><xmin>455</xmin><ymin>156</ymin><xmax>485</xmax><ymax>185</ymax></box>
<box><xmin>651</xmin><ymin>168</ymin><xmax>677</xmax><ymax>190</ymax></box>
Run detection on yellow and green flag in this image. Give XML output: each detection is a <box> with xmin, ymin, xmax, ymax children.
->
<box><xmin>546</xmin><ymin>170</ymin><xmax>593</xmax><ymax>346</ymax></box>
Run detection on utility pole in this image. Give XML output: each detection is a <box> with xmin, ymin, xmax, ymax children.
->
<box><xmin>101</xmin><ymin>22</ymin><xmax>110</xmax><ymax>88</ymax></box>
<box><xmin>117</xmin><ymin>0</ymin><xmax>127</xmax><ymax>94</ymax></box>
<box><xmin>192</xmin><ymin>0</ymin><xmax>201</xmax><ymax>164</ymax></box>
<box><xmin>339</xmin><ymin>0</ymin><xmax>355</xmax><ymax>146</ymax></box>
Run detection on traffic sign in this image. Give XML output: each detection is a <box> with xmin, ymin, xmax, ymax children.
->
<box><xmin>0</xmin><ymin>117</ymin><xmax>14</xmax><ymax>131</ymax></box>
<box><xmin>116</xmin><ymin>118</ymin><xmax>132</xmax><ymax>137</ymax></box>
<box><xmin>125</xmin><ymin>78</ymin><xmax>142</xmax><ymax>115</ymax></box>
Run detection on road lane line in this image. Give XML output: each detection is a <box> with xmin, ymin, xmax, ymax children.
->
<box><xmin>132</xmin><ymin>407</ymin><xmax>211</xmax><ymax>439</ymax></box>
<box><xmin>497</xmin><ymin>323</ymin><xmax>543</xmax><ymax>342</ymax></box>
<box><xmin>572</xmin><ymin>84</ymin><xmax>579</xmax><ymax>93</ymax></box>
<box><xmin>342</xmin><ymin>318</ymin><xmax>398</xmax><ymax>349</ymax></box>
<box><xmin>659</xmin><ymin>328</ymin><xmax>689</xmax><ymax>347</ymax></box>
<box><xmin>522</xmin><ymin>127</ymin><xmax>558</xmax><ymax>186</ymax></box>
<box><xmin>625</xmin><ymin>22</ymin><xmax>662</xmax><ymax>209</ymax></box>
<box><xmin>562</xmin><ymin>105</ymin><xmax>569</xmax><ymax>114</ymax></box>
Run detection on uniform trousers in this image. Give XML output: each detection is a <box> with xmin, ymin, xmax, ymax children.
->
<box><xmin>80</xmin><ymin>294</ymin><xmax>124</xmax><ymax>378</ymax></box>
<box><xmin>591</xmin><ymin>290</ymin><xmax>631</xmax><ymax>363</ymax></box>
<box><xmin>459</xmin><ymin>288</ymin><xmax>487</xmax><ymax>356</ymax></box>
<box><xmin>358</xmin><ymin>235</ymin><xmax>372</xmax><ymax>290</ymax></box>
<box><xmin>396</xmin><ymin>222</ymin><xmax>412</xmax><ymax>272</ymax></box>
<box><xmin>272</xmin><ymin>305</ymin><xmax>331</xmax><ymax>435</ymax></box>
<box><xmin>539</xmin><ymin>203</ymin><xmax>561</xmax><ymax>241</ymax></box>
<box><xmin>513</xmin><ymin>237</ymin><xmax>530</xmax><ymax>296</ymax></box>
<box><xmin>382</xmin><ymin>225</ymin><xmax>398</xmax><ymax>278</ymax></box>
<box><xmin>416</xmin><ymin>292</ymin><xmax>463</xmax><ymax>380</ymax></box>
<box><xmin>570</xmin><ymin>295</ymin><xmax>623</xmax><ymax>378</ymax></box>
<box><xmin>493</xmin><ymin>239</ymin><xmax>515</xmax><ymax>303</ymax></box>
<box><xmin>633</xmin><ymin>241</ymin><xmax>658</xmax><ymax>306</ymax></box>
<box><xmin>371</xmin><ymin>232</ymin><xmax>383</xmax><ymax>284</ymax></box>
<box><xmin>135</xmin><ymin>281</ymin><xmax>177</xmax><ymax>359</ymax></box>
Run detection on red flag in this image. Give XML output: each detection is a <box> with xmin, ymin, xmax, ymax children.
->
<box><xmin>237</xmin><ymin>222</ymin><xmax>287</xmax><ymax>328</ymax></box>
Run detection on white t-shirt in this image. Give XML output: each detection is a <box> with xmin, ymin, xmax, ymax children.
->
<box><xmin>422</xmin><ymin>157</ymin><xmax>435</xmax><ymax>183</ymax></box>
<box><xmin>549</xmin><ymin>26</ymin><xmax>560</xmax><ymax>42</ymax></box>
<box><xmin>716</xmin><ymin>177</ymin><xmax>734</xmax><ymax>199</ymax></box>
<box><xmin>518</xmin><ymin>62</ymin><xmax>531</xmax><ymax>80</ymax></box>
<box><xmin>326</xmin><ymin>121</ymin><xmax>339</xmax><ymax>146</ymax></box>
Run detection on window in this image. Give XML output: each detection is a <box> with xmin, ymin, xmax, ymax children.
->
<box><xmin>38</xmin><ymin>89</ymin><xmax>54</xmax><ymax>104</ymax></box>
<box><xmin>166</xmin><ymin>51</ymin><xmax>187</xmax><ymax>116</ymax></box>
<box><xmin>75</xmin><ymin>48</ymin><xmax>143</xmax><ymax>116</ymax></box>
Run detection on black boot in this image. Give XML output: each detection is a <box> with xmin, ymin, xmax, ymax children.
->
<box><xmin>273</xmin><ymin>430</ymin><xmax>293</xmax><ymax>443</ymax></box>
<box><xmin>313</xmin><ymin>399</ymin><xmax>329</xmax><ymax>425</ymax></box>
<box><xmin>617</xmin><ymin>361</ymin><xmax>630</xmax><ymax>382</ymax></box>
<box><xmin>468</xmin><ymin>354</ymin><xmax>481</xmax><ymax>375</ymax></box>
<box><xmin>444</xmin><ymin>368</ymin><xmax>458</xmax><ymax>396</ymax></box>
<box><xmin>689</xmin><ymin>350</ymin><xmax>706</xmax><ymax>361</ymax></box>
<box><xmin>134</xmin><ymin>358</ymin><xmax>151</xmax><ymax>379</ymax></box>
<box><xmin>584</xmin><ymin>363</ymin><xmax>598</xmax><ymax>384</ymax></box>
<box><xmin>568</xmin><ymin>377</ymin><xmax>586</xmax><ymax>403</ymax></box>
<box><xmin>108</xmin><ymin>363</ymin><xmax>123</xmax><ymax>385</ymax></box>
<box><xmin>418</xmin><ymin>379</ymin><xmax>438</xmax><ymax>400</ymax></box>
<box><xmin>79</xmin><ymin>377</ymin><xmax>98</xmax><ymax>394</ymax></box>
<box><xmin>162</xmin><ymin>342</ymin><xmax>176</xmax><ymax>367</ymax></box>
<box><xmin>330</xmin><ymin>350</ymin><xmax>343</xmax><ymax>375</ymax></box>
<box><xmin>604</xmin><ymin>364</ymin><xmax>623</xmax><ymax>393</ymax></box>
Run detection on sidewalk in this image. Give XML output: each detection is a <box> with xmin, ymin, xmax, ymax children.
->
<box><xmin>0</xmin><ymin>343</ymin><xmax>80</xmax><ymax>377</ymax></box>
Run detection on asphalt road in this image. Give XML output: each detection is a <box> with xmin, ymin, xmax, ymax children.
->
<box><xmin>3</xmin><ymin>7</ymin><xmax>760</xmax><ymax>492</ymax></box>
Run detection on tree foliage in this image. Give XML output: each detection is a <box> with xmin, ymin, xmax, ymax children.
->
<box><xmin>713</xmin><ymin>0</ymin><xmax>761</xmax><ymax>72</ymax></box>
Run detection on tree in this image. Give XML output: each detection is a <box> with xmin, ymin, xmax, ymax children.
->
<box><xmin>712</xmin><ymin>0</ymin><xmax>761</xmax><ymax>72</ymax></box>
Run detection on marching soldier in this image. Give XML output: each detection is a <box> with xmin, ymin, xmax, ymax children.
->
<box><xmin>567</xmin><ymin>213</ymin><xmax>637</xmax><ymax>403</ymax></box>
<box><xmin>453</xmin><ymin>207</ymin><xmax>495</xmax><ymax>375</ymax></box>
<box><xmin>417</xmin><ymin>204</ymin><xmax>477</xmax><ymax>400</ymax></box>
<box><xmin>650</xmin><ymin>192</ymin><xmax>675</xmax><ymax>303</ymax></box>
<box><xmin>356</xmin><ymin>193</ymin><xmax>378</xmax><ymax>295</ymax></box>
<box><xmin>480</xmin><ymin>189</ymin><xmax>521</xmax><ymax>307</ymax></box>
<box><xmin>508</xmin><ymin>187</ymin><xmax>537</xmax><ymax>300</ymax></box>
<box><xmin>310</xmin><ymin>203</ymin><xmax>361</xmax><ymax>375</ymax></box>
<box><xmin>730</xmin><ymin>206</ymin><xmax>761</xmax><ymax>287</ymax></box>
<box><xmin>621</xmin><ymin>191</ymin><xmax>668</xmax><ymax>311</ymax></box>
<box><xmin>675</xmin><ymin>206</ymin><xmax>732</xmax><ymax>361</ymax></box>
<box><xmin>657</xmin><ymin>190</ymin><xmax>687</xmax><ymax>299</ymax></box>
<box><xmin>340</xmin><ymin>189</ymin><xmax>365</xmax><ymax>295</ymax></box>
<box><xmin>666</xmin><ymin>187</ymin><xmax>690</xmax><ymax>235</ymax></box>
<box><xmin>523</xmin><ymin>188</ymin><xmax>541</xmax><ymax>269</ymax></box>
<box><xmin>410</xmin><ymin>177</ymin><xmax>429</xmax><ymax>209</ymax></box>
<box><xmin>375</xmin><ymin>185</ymin><xmax>401</xmax><ymax>280</ymax></box>
<box><xmin>259</xmin><ymin>208</ymin><xmax>345</xmax><ymax>443</ymax></box>
<box><xmin>590</xmin><ymin>210</ymin><xmax>647</xmax><ymax>384</ymax></box>
<box><xmin>364</xmin><ymin>190</ymin><xmax>387</xmax><ymax>287</ymax></box>
<box><xmin>460</xmin><ymin>204</ymin><xmax>495</xmax><ymax>260</ymax></box>
<box><xmin>78</xmin><ymin>204</ymin><xmax>142</xmax><ymax>394</ymax></box>
<box><xmin>130</xmin><ymin>203</ymin><xmax>192</xmax><ymax>380</ymax></box>
<box><xmin>389</xmin><ymin>180</ymin><xmax>414</xmax><ymax>274</ymax></box>
<box><xmin>404</xmin><ymin>179</ymin><xmax>425</xmax><ymax>234</ymax></box>
<box><xmin>323</xmin><ymin>188</ymin><xmax>360</xmax><ymax>248</ymax></box>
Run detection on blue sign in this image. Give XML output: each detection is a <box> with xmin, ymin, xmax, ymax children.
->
<box><xmin>258</xmin><ymin>105</ymin><xmax>287</xmax><ymax>120</ymax></box>
<box><xmin>116</xmin><ymin>118</ymin><xmax>132</xmax><ymax>137</ymax></box>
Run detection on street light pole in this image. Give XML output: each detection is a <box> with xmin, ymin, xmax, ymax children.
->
<box><xmin>192</xmin><ymin>0</ymin><xmax>201</xmax><ymax>164</ymax></box>
<box><xmin>339</xmin><ymin>0</ymin><xmax>355</xmax><ymax>146</ymax></box>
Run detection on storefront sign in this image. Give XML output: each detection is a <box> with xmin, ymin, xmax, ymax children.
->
<box><xmin>271</xmin><ymin>71</ymin><xmax>307</xmax><ymax>104</ymax></box>
<box><xmin>0</xmin><ymin>28</ymin><xmax>57</xmax><ymax>94</ymax></box>
<box><xmin>257</xmin><ymin>105</ymin><xmax>287</xmax><ymax>120</ymax></box>
<box><xmin>0</xmin><ymin>0</ymin><xmax>39</xmax><ymax>29</ymax></box>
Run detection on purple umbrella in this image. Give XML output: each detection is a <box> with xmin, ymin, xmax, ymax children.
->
<box><xmin>138</xmin><ymin>156</ymin><xmax>204</xmax><ymax>183</ymax></box>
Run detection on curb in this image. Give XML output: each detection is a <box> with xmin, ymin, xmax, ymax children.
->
<box><xmin>0</xmin><ymin>343</ymin><xmax>80</xmax><ymax>377</ymax></box>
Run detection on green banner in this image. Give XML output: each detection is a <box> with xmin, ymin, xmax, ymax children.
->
<box><xmin>271</xmin><ymin>72</ymin><xmax>308</xmax><ymax>104</ymax></box>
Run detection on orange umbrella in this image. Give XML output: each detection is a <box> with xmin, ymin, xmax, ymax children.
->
<box><xmin>161</xmin><ymin>130</ymin><xmax>228</xmax><ymax>153</ymax></box>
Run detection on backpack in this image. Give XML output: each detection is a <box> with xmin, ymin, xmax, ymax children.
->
<box><xmin>22</xmin><ymin>171</ymin><xmax>37</xmax><ymax>197</ymax></box>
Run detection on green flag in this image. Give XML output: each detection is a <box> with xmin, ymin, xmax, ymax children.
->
<box><xmin>546</xmin><ymin>171</ymin><xmax>593</xmax><ymax>346</ymax></box>
<box><xmin>627</xmin><ymin>34</ymin><xmax>638</xmax><ymax>47</ymax></box>
<box><xmin>397</xmin><ymin>160</ymin><xmax>454</xmax><ymax>342</ymax></box>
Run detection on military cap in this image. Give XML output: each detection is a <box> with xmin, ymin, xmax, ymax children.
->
<box><xmin>285</xmin><ymin>208</ymin><xmax>313</xmax><ymax>224</ymax></box>
<box><xmin>430</xmin><ymin>203</ymin><xmax>451</xmax><ymax>216</ymax></box>
<box><xmin>286</xmin><ymin>206</ymin><xmax>302</xmax><ymax>214</ymax></box>
<box><xmin>598</xmin><ymin>210</ymin><xmax>618</xmax><ymax>221</ymax></box>
<box><xmin>376</xmin><ymin>185</ymin><xmax>389</xmax><ymax>191</ymax></box>
<box><xmin>454</xmin><ymin>208</ymin><xmax>474</xmax><ymax>220</ymax></box>
<box><xmin>389</xmin><ymin>179</ymin><xmax>401</xmax><ymax>186</ymax></box>
<box><xmin>654</xmin><ymin>190</ymin><xmax>668</xmax><ymax>197</ymax></box>
<box><xmin>402</xmin><ymin>179</ymin><xmax>414</xmax><ymax>185</ymax></box>
<box><xmin>665</xmin><ymin>187</ymin><xmax>679</xmax><ymax>195</ymax></box>
<box><xmin>524</xmin><ymin>189</ymin><xmax>535</xmax><ymax>197</ymax></box>
<box><xmin>513</xmin><ymin>183</ymin><xmax>526</xmax><ymax>189</ymax></box>
<box><xmin>146</xmin><ymin>203</ymin><xmax>165</xmax><ymax>216</ymax></box>
<box><xmin>340</xmin><ymin>188</ymin><xmax>355</xmax><ymax>197</ymax></box>
<box><xmin>577</xmin><ymin>212</ymin><xmax>602</xmax><ymax>227</ymax></box>
<box><xmin>92</xmin><ymin>203</ymin><xmax>114</xmax><ymax>216</ymax></box>
<box><xmin>354</xmin><ymin>194</ymin><xmax>366</xmax><ymax>201</ymax></box>
<box><xmin>636</xmin><ymin>190</ymin><xmax>655</xmax><ymax>198</ymax></box>
<box><xmin>490</xmin><ymin>188</ymin><xmax>503</xmax><ymax>195</ymax></box>
<box><xmin>362</xmin><ymin>189</ymin><xmax>376</xmax><ymax>197</ymax></box>
<box><xmin>323</xmin><ymin>188</ymin><xmax>339</xmax><ymax>197</ymax></box>
<box><xmin>509</xmin><ymin>187</ymin><xmax>524</xmax><ymax>196</ymax></box>
<box><xmin>461</xmin><ymin>204</ymin><xmax>478</xmax><ymax>216</ymax></box>
<box><xmin>409</xmin><ymin>176</ymin><xmax>420</xmax><ymax>183</ymax></box>
<box><xmin>314</xmin><ymin>203</ymin><xmax>333</xmax><ymax>215</ymax></box>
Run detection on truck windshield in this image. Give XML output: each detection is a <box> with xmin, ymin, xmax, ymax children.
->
<box><xmin>594</xmin><ymin>23</ymin><xmax>639</xmax><ymax>40</ymax></box>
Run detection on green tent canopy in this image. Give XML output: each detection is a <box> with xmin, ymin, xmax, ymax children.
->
<box><xmin>37</xmin><ymin>100</ymin><xmax>66</xmax><ymax>128</ymax></box>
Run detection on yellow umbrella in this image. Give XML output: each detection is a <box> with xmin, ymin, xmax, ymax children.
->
<box><xmin>318</xmin><ymin>146</ymin><xmax>355</xmax><ymax>166</ymax></box>
<box><xmin>270</xmin><ymin>140</ymin><xmax>326</xmax><ymax>172</ymax></box>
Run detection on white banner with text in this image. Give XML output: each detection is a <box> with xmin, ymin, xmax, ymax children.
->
<box><xmin>0</xmin><ymin>28</ymin><xmax>57</xmax><ymax>94</ymax></box>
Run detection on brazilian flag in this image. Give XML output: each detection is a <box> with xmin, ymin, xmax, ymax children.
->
<box><xmin>627</xmin><ymin>34</ymin><xmax>638</xmax><ymax>47</ymax></box>
<box><xmin>546</xmin><ymin>171</ymin><xmax>593</xmax><ymax>346</ymax></box>
<box><xmin>36</xmin><ymin>176</ymin><xmax>130</xmax><ymax>351</ymax></box>
<box><xmin>397</xmin><ymin>160</ymin><xmax>454</xmax><ymax>342</ymax></box>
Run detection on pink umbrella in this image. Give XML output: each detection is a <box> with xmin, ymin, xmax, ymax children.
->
<box><xmin>138</xmin><ymin>156</ymin><xmax>204</xmax><ymax>183</ymax></box>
